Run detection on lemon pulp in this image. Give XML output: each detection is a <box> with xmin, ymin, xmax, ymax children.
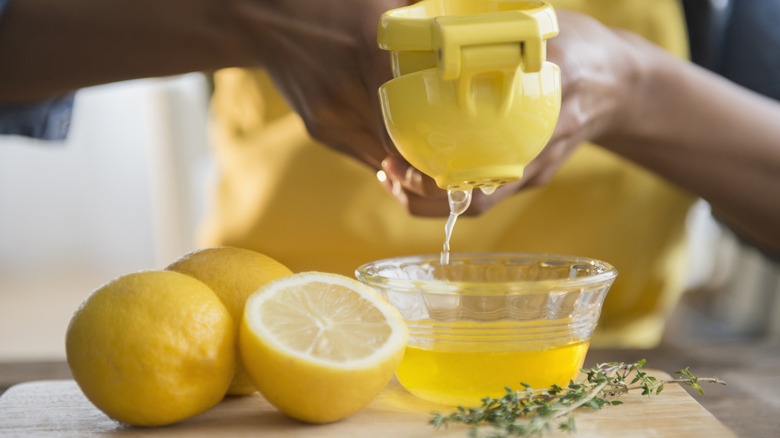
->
<box><xmin>257</xmin><ymin>281</ymin><xmax>393</xmax><ymax>361</ymax></box>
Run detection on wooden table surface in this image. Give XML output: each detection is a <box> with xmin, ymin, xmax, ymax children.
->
<box><xmin>2</xmin><ymin>340</ymin><xmax>778</xmax><ymax>437</ymax></box>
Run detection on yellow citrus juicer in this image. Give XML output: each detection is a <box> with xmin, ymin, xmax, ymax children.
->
<box><xmin>377</xmin><ymin>0</ymin><xmax>561</xmax><ymax>190</ymax></box>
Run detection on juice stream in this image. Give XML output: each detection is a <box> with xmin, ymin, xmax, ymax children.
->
<box><xmin>441</xmin><ymin>189</ymin><xmax>471</xmax><ymax>264</ymax></box>
<box><xmin>441</xmin><ymin>186</ymin><xmax>496</xmax><ymax>264</ymax></box>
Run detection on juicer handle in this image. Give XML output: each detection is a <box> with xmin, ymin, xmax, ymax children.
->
<box><xmin>457</xmin><ymin>44</ymin><xmax>520</xmax><ymax>117</ymax></box>
<box><xmin>432</xmin><ymin>11</ymin><xmax>545</xmax><ymax>80</ymax></box>
<box><xmin>432</xmin><ymin>11</ymin><xmax>551</xmax><ymax>118</ymax></box>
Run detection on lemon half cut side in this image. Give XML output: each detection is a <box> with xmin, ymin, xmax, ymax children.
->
<box><xmin>239</xmin><ymin>271</ymin><xmax>408</xmax><ymax>424</ymax></box>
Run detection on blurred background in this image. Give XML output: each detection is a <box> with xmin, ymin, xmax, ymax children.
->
<box><xmin>0</xmin><ymin>74</ymin><xmax>212</xmax><ymax>361</ymax></box>
<box><xmin>0</xmin><ymin>74</ymin><xmax>778</xmax><ymax>362</ymax></box>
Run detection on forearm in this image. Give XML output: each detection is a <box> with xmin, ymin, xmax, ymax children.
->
<box><xmin>0</xmin><ymin>0</ymin><xmax>253</xmax><ymax>103</ymax></box>
<box><xmin>601</xmin><ymin>41</ymin><xmax>780</xmax><ymax>255</ymax></box>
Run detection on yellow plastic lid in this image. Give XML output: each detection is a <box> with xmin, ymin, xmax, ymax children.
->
<box><xmin>378</xmin><ymin>0</ymin><xmax>559</xmax><ymax>79</ymax></box>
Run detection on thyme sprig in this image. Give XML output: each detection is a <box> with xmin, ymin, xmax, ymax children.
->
<box><xmin>430</xmin><ymin>360</ymin><xmax>726</xmax><ymax>437</ymax></box>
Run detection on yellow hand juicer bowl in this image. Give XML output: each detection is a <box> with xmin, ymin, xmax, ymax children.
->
<box><xmin>378</xmin><ymin>0</ymin><xmax>561</xmax><ymax>190</ymax></box>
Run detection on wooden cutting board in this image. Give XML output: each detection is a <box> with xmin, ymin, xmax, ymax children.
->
<box><xmin>0</xmin><ymin>372</ymin><xmax>734</xmax><ymax>437</ymax></box>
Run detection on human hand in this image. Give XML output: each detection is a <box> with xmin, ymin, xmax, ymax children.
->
<box><xmin>234</xmin><ymin>0</ymin><xmax>408</xmax><ymax>170</ymax></box>
<box><xmin>524</xmin><ymin>10</ymin><xmax>645</xmax><ymax>186</ymax></box>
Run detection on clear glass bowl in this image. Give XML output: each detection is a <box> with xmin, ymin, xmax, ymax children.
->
<box><xmin>355</xmin><ymin>253</ymin><xmax>617</xmax><ymax>406</ymax></box>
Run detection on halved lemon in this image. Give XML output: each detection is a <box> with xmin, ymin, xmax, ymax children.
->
<box><xmin>239</xmin><ymin>271</ymin><xmax>408</xmax><ymax>423</ymax></box>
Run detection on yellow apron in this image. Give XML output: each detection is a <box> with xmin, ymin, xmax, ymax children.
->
<box><xmin>202</xmin><ymin>0</ymin><xmax>693</xmax><ymax>348</ymax></box>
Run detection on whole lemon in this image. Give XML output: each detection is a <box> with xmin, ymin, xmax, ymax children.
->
<box><xmin>240</xmin><ymin>272</ymin><xmax>408</xmax><ymax>423</ymax></box>
<box><xmin>65</xmin><ymin>270</ymin><xmax>235</xmax><ymax>427</ymax></box>
<box><xmin>166</xmin><ymin>246</ymin><xmax>293</xmax><ymax>395</ymax></box>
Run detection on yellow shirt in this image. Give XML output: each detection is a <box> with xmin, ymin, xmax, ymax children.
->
<box><xmin>202</xmin><ymin>0</ymin><xmax>693</xmax><ymax>348</ymax></box>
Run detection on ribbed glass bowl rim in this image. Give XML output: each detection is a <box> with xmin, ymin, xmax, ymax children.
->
<box><xmin>355</xmin><ymin>252</ymin><xmax>617</xmax><ymax>296</ymax></box>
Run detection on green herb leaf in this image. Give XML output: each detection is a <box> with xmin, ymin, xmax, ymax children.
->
<box><xmin>429</xmin><ymin>360</ymin><xmax>726</xmax><ymax>437</ymax></box>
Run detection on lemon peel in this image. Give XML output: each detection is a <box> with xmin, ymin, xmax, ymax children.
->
<box><xmin>65</xmin><ymin>270</ymin><xmax>235</xmax><ymax>426</ymax></box>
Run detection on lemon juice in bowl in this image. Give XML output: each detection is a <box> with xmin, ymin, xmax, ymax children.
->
<box><xmin>397</xmin><ymin>329</ymin><xmax>590</xmax><ymax>406</ymax></box>
<box><xmin>356</xmin><ymin>254</ymin><xmax>617</xmax><ymax>407</ymax></box>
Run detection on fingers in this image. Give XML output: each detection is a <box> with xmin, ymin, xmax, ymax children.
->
<box><xmin>380</xmin><ymin>155</ymin><xmax>444</xmax><ymax>198</ymax></box>
<box><xmin>376</xmin><ymin>175</ymin><xmax>452</xmax><ymax>217</ymax></box>
<box><xmin>376</xmin><ymin>156</ymin><xmax>449</xmax><ymax>217</ymax></box>
<box><xmin>377</xmin><ymin>155</ymin><xmax>526</xmax><ymax>218</ymax></box>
